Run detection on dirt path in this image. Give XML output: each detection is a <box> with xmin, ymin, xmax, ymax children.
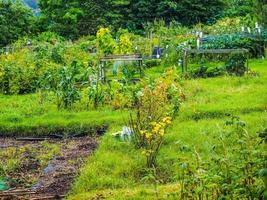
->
<box><xmin>0</xmin><ymin>137</ymin><xmax>98</xmax><ymax>200</ymax></box>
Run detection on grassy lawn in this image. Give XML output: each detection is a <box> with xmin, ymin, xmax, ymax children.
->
<box><xmin>68</xmin><ymin>59</ymin><xmax>267</xmax><ymax>199</ymax></box>
<box><xmin>0</xmin><ymin>93</ymin><xmax>127</xmax><ymax>137</ymax></box>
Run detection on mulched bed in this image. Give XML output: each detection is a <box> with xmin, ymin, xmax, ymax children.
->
<box><xmin>0</xmin><ymin>137</ymin><xmax>98</xmax><ymax>200</ymax></box>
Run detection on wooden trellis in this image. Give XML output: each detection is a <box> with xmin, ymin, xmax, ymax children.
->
<box><xmin>182</xmin><ymin>48</ymin><xmax>250</xmax><ymax>72</ymax></box>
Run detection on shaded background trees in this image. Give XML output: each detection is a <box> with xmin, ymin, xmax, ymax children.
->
<box><xmin>0</xmin><ymin>0</ymin><xmax>266</xmax><ymax>46</ymax></box>
<box><xmin>0</xmin><ymin>0</ymin><xmax>35</xmax><ymax>47</ymax></box>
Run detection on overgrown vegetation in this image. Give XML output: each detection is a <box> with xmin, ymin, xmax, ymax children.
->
<box><xmin>0</xmin><ymin>0</ymin><xmax>267</xmax><ymax>198</ymax></box>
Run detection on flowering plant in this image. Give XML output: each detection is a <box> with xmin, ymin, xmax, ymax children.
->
<box><xmin>139</xmin><ymin>117</ymin><xmax>172</xmax><ymax>168</ymax></box>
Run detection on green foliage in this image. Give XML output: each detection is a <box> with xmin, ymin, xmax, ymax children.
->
<box><xmin>202</xmin><ymin>34</ymin><xmax>265</xmax><ymax>58</ymax></box>
<box><xmin>130</xmin><ymin>0</ymin><xmax>225</xmax><ymax>30</ymax></box>
<box><xmin>96</xmin><ymin>28</ymin><xmax>117</xmax><ymax>55</ymax></box>
<box><xmin>35</xmin><ymin>0</ymin><xmax>227</xmax><ymax>38</ymax></box>
<box><xmin>203</xmin><ymin>17</ymin><xmax>253</xmax><ymax>35</ymax></box>
<box><xmin>223</xmin><ymin>0</ymin><xmax>255</xmax><ymax>17</ymax></box>
<box><xmin>176</xmin><ymin>115</ymin><xmax>266</xmax><ymax>199</ymax></box>
<box><xmin>0</xmin><ymin>49</ymin><xmax>38</xmax><ymax>94</ymax></box>
<box><xmin>88</xmin><ymin>79</ymin><xmax>106</xmax><ymax>109</ymax></box>
<box><xmin>117</xmin><ymin>30</ymin><xmax>133</xmax><ymax>54</ymax></box>
<box><xmin>188</xmin><ymin>54</ymin><xmax>247</xmax><ymax>78</ymax></box>
<box><xmin>225</xmin><ymin>54</ymin><xmax>247</xmax><ymax>76</ymax></box>
<box><xmin>189</xmin><ymin>65</ymin><xmax>225</xmax><ymax>78</ymax></box>
<box><xmin>0</xmin><ymin>0</ymin><xmax>35</xmax><ymax>47</ymax></box>
<box><xmin>38</xmin><ymin>0</ymin><xmax>84</xmax><ymax>39</ymax></box>
<box><xmin>56</xmin><ymin>61</ymin><xmax>82</xmax><ymax>109</ymax></box>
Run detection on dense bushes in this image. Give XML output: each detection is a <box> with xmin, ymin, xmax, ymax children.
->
<box><xmin>0</xmin><ymin>32</ymin><xmax>94</xmax><ymax>95</ymax></box>
<box><xmin>202</xmin><ymin>34</ymin><xmax>265</xmax><ymax>58</ymax></box>
<box><xmin>0</xmin><ymin>49</ymin><xmax>38</xmax><ymax>94</ymax></box>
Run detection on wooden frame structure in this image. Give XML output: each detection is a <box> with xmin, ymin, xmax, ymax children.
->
<box><xmin>99</xmin><ymin>54</ymin><xmax>143</xmax><ymax>82</ymax></box>
<box><xmin>182</xmin><ymin>48</ymin><xmax>250</xmax><ymax>72</ymax></box>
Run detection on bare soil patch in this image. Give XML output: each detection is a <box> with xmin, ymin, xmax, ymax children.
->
<box><xmin>0</xmin><ymin>137</ymin><xmax>98</xmax><ymax>199</ymax></box>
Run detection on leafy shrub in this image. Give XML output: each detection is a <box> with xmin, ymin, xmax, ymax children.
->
<box><xmin>117</xmin><ymin>31</ymin><xmax>134</xmax><ymax>54</ymax></box>
<box><xmin>0</xmin><ymin>49</ymin><xmax>38</xmax><ymax>94</ymax></box>
<box><xmin>128</xmin><ymin>68</ymin><xmax>183</xmax><ymax>168</ymax></box>
<box><xmin>188</xmin><ymin>54</ymin><xmax>247</xmax><ymax>78</ymax></box>
<box><xmin>109</xmin><ymin>80</ymin><xmax>135</xmax><ymax>110</ymax></box>
<box><xmin>51</xmin><ymin>43</ymin><xmax>65</xmax><ymax>64</ymax></box>
<box><xmin>35</xmin><ymin>31</ymin><xmax>65</xmax><ymax>44</ymax></box>
<box><xmin>225</xmin><ymin>54</ymin><xmax>247</xmax><ymax>76</ymax></box>
<box><xmin>96</xmin><ymin>28</ymin><xmax>117</xmax><ymax>55</ymax></box>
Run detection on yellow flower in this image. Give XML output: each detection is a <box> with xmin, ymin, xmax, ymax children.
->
<box><xmin>152</xmin><ymin>126</ymin><xmax>160</xmax><ymax>133</ymax></box>
<box><xmin>163</xmin><ymin>117</ymin><xmax>172</xmax><ymax>125</ymax></box>
<box><xmin>159</xmin><ymin>129</ymin><xmax>165</xmax><ymax>136</ymax></box>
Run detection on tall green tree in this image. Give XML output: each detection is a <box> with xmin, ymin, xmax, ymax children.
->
<box><xmin>38</xmin><ymin>0</ymin><xmax>84</xmax><ymax>39</ymax></box>
<box><xmin>79</xmin><ymin>0</ymin><xmax>130</xmax><ymax>35</ymax></box>
<box><xmin>255</xmin><ymin>0</ymin><xmax>267</xmax><ymax>26</ymax></box>
<box><xmin>129</xmin><ymin>0</ymin><xmax>226</xmax><ymax>30</ymax></box>
<box><xmin>0</xmin><ymin>0</ymin><xmax>34</xmax><ymax>47</ymax></box>
<box><xmin>38</xmin><ymin>0</ymin><xmax>226</xmax><ymax>37</ymax></box>
<box><xmin>223</xmin><ymin>0</ymin><xmax>255</xmax><ymax>17</ymax></box>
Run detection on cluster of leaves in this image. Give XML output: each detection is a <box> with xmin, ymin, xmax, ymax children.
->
<box><xmin>225</xmin><ymin>54</ymin><xmax>247</xmax><ymax>76</ymax></box>
<box><xmin>175</xmin><ymin>115</ymin><xmax>267</xmax><ymax>199</ymax></box>
<box><xmin>203</xmin><ymin>16</ymin><xmax>255</xmax><ymax>35</ymax></box>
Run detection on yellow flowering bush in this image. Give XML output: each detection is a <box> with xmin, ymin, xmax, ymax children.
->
<box><xmin>127</xmin><ymin>68</ymin><xmax>183</xmax><ymax>168</ymax></box>
<box><xmin>117</xmin><ymin>33</ymin><xmax>133</xmax><ymax>54</ymax></box>
<box><xmin>96</xmin><ymin>28</ymin><xmax>117</xmax><ymax>55</ymax></box>
<box><xmin>139</xmin><ymin>117</ymin><xmax>172</xmax><ymax>168</ymax></box>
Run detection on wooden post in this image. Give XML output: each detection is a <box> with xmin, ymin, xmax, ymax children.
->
<box><xmin>246</xmin><ymin>53</ymin><xmax>249</xmax><ymax>72</ymax></box>
<box><xmin>183</xmin><ymin>50</ymin><xmax>187</xmax><ymax>73</ymax></box>
<box><xmin>150</xmin><ymin>31</ymin><xmax>153</xmax><ymax>56</ymax></box>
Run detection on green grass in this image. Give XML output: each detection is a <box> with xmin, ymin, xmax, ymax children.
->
<box><xmin>0</xmin><ymin>93</ymin><xmax>127</xmax><ymax>136</ymax></box>
<box><xmin>68</xmin><ymin>59</ymin><xmax>267</xmax><ymax>199</ymax></box>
